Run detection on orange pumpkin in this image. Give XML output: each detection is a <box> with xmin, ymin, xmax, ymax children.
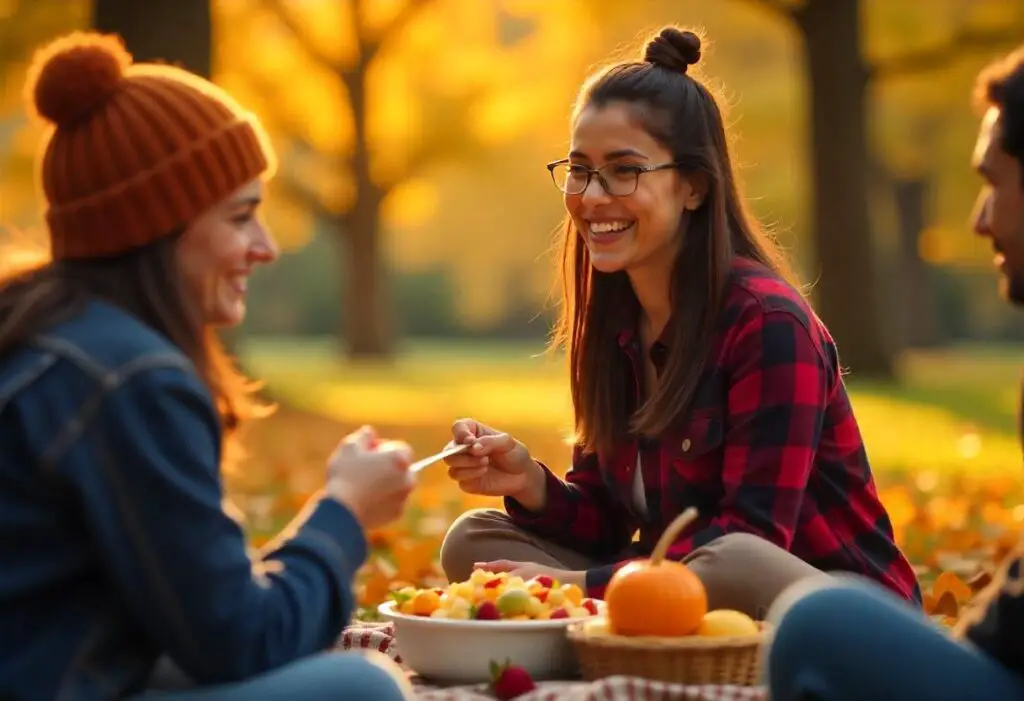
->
<box><xmin>605</xmin><ymin>507</ymin><xmax>708</xmax><ymax>637</ymax></box>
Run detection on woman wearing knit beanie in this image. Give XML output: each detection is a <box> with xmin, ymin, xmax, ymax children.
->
<box><xmin>0</xmin><ymin>31</ymin><xmax>416</xmax><ymax>701</ymax></box>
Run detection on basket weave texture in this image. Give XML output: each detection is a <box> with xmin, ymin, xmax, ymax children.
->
<box><xmin>566</xmin><ymin>622</ymin><xmax>769</xmax><ymax>686</ymax></box>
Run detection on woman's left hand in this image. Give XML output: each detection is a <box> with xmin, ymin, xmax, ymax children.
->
<box><xmin>473</xmin><ymin>560</ymin><xmax>586</xmax><ymax>589</ymax></box>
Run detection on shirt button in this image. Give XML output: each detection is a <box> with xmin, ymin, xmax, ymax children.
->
<box><xmin>681</xmin><ymin>438</ymin><xmax>692</xmax><ymax>452</ymax></box>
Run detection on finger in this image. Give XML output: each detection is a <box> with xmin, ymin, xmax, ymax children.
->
<box><xmin>474</xmin><ymin>560</ymin><xmax>516</xmax><ymax>573</ymax></box>
<box><xmin>448</xmin><ymin>465</ymin><xmax>488</xmax><ymax>483</ymax></box>
<box><xmin>379</xmin><ymin>478</ymin><xmax>415</xmax><ymax>498</ymax></box>
<box><xmin>474</xmin><ymin>433</ymin><xmax>515</xmax><ymax>455</ymax></box>
<box><xmin>451</xmin><ymin>418</ymin><xmax>482</xmax><ymax>444</ymax></box>
<box><xmin>382</xmin><ymin>484</ymin><xmax>414</xmax><ymax>518</ymax></box>
<box><xmin>448</xmin><ymin>464</ymin><xmax>488</xmax><ymax>478</ymax></box>
<box><xmin>342</xmin><ymin>425</ymin><xmax>377</xmax><ymax>452</ymax></box>
<box><xmin>454</xmin><ymin>480</ymin><xmax>488</xmax><ymax>496</ymax></box>
<box><xmin>444</xmin><ymin>454</ymin><xmax>489</xmax><ymax>470</ymax></box>
<box><xmin>375</xmin><ymin>440</ymin><xmax>414</xmax><ymax>468</ymax></box>
<box><xmin>398</xmin><ymin>465</ymin><xmax>417</xmax><ymax>490</ymax></box>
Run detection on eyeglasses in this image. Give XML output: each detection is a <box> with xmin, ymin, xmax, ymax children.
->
<box><xmin>546</xmin><ymin>159</ymin><xmax>681</xmax><ymax>196</ymax></box>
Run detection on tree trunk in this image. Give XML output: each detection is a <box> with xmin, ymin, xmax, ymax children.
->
<box><xmin>795</xmin><ymin>0</ymin><xmax>894</xmax><ymax>378</ymax></box>
<box><xmin>342</xmin><ymin>64</ymin><xmax>394</xmax><ymax>359</ymax></box>
<box><xmin>92</xmin><ymin>0</ymin><xmax>212</xmax><ymax>78</ymax></box>
<box><xmin>893</xmin><ymin>177</ymin><xmax>943</xmax><ymax>348</ymax></box>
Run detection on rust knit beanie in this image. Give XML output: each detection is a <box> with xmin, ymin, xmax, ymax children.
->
<box><xmin>23</xmin><ymin>31</ymin><xmax>276</xmax><ymax>260</ymax></box>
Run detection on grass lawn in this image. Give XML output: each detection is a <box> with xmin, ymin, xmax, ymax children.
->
<box><xmin>243</xmin><ymin>337</ymin><xmax>1024</xmax><ymax>478</ymax></box>
<box><xmin>234</xmin><ymin>337</ymin><xmax>1024</xmax><ymax>620</ymax></box>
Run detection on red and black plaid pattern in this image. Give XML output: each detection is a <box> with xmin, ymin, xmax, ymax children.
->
<box><xmin>505</xmin><ymin>257</ymin><xmax>921</xmax><ymax>605</ymax></box>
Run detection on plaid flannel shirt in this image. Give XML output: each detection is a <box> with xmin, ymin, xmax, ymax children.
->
<box><xmin>505</xmin><ymin>257</ymin><xmax>921</xmax><ymax>605</ymax></box>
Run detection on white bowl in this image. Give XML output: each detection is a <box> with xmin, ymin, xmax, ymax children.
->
<box><xmin>378</xmin><ymin>600</ymin><xmax>603</xmax><ymax>684</ymax></box>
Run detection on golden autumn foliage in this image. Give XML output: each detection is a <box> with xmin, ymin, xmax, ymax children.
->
<box><xmin>1</xmin><ymin>0</ymin><xmax>1024</xmax><ymax>300</ymax></box>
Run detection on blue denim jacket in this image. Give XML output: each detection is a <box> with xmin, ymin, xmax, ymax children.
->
<box><xmin>0</xmin><ymin>299</ymin><xmax>367</xmax><ymax>700</ymax></box>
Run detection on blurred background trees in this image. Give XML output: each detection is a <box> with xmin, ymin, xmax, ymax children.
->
<box><xmin>4</xmin><ymin>0</ymin><xmax>1024</xmax><ymax>377</ymax></box>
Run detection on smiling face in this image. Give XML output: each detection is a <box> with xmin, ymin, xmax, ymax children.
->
<box><xmin>565</xmin><ymin>101</ymin><xmax>704</xmax><ymax>277</ymax></box>
<box><xmin>972</xmin><ymin>107</ymin><xmax>1024</xmax><ymax>305</ymax></box>
<box><xmin>176</xmin><ymin>179</ymin><xmax>278</xmax><ymax>327</ymax></box>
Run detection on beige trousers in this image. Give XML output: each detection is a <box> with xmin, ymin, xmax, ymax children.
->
<box><xmin>440</xmin><ymin>508</ymin><xmax>832</xmax><ymax>619</ymax></box>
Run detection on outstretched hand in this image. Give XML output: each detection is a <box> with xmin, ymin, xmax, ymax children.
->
<box><xmin>443</xmin><ymin>418</ymin><xmax>541</xmax><ymax>501</ymax></box>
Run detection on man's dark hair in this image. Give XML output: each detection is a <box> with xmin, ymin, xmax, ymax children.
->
<box><xmin>975</xmin><ymin>47</ymin><xmax>1024</xmax><ymax>166</ymax></box>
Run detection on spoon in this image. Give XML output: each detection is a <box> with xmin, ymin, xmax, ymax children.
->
<box><xmin>409</xmin><ymin>442</ymin><xmax>472</xmax><ymax>475</ymax></box>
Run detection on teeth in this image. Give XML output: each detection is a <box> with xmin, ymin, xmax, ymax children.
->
<box><xmin>589</xmin><ymin>221</ymin><xmax>633</xmax><ymax>234</ymax></box>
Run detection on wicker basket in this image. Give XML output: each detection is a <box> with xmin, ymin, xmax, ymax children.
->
<box><xmin>566</xmin><ymin>620</ymin><xmax>769</xmax><ymax>686</ymax></box>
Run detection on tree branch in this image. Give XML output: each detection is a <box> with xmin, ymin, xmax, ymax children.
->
<box><xmin>362</xmin><ymin>0</ymin><xmax>437</xmax><ymax>63</ymax></box>
<box><xmin>379</xmin><ymin>86</ymin><xmax>487</xmax><ymax>191</ymax></box>
<box><xmin>257</xmin><ymin>0</ymin><xmax>343</xmax><ymax>74</ymax></box>
<box><xmin>240</xmin><ymin>72</ymin><xmax>337</xmax><ymax>218</ymax></box>
<box><xmin>385</xmin><ymin>133</ymin><xmax>449</xmax><ymax>192</ymax></box>
<box><xmin>871</xmin><ymin>22</ymin><xmax>1024</xmax><ymax>80</ymax></box>
<box><xmin>273</xmin><ymin>169</ymin><xmax>333</xmax><ymax>220</ymax></box>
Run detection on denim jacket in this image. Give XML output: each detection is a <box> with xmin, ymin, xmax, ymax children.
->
<box><xmin>0</xmin><ymin>299</ymin><xmax>367</xmax><ymax>700</ymax></box>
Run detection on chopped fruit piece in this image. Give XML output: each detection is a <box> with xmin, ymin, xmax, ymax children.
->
<box><xmin>534</xmin><ymin>575</ymin><xmax>556</xmax><ymax>588</ymax></box>
<box><xmin>475</xmin><ymin>601</ymin><xmax>500</xmax><ymax>620</ymax></box>
<box><xmin>411</xmin><ymin>589</ymin><xmax>441</xmax><ymax>616</ymax></box>
<box><xmin>496</xmin><ymin>589</ymin><xmax>531</xmax><ymax>617</ymax></box>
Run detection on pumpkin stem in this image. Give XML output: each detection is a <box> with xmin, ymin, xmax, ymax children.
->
<box><xmin>651</xmin><ymin>507</ymin><xmax>699</xmax><ymax>565</ymax></box>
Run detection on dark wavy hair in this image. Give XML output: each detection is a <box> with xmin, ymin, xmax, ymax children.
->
<box><xmin>975</xmin><ymin>45</ymin><xmax>1024</xmax><ymax>169</ymax></box>
<box><xmin>550</xmin><ymin>26</ymin><xmax>796</xmax><ymax>457</ymax></box>
<box><xmin>0</xmin><ymin>233</ymin><xmax>269</xmax><ymax>469</ymax></box>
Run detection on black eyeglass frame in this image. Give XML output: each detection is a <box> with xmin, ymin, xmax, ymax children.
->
<box><xmin>545</xmin><ymin>158</ymin><xmax>682</xmax><ymax>196</ymax></box>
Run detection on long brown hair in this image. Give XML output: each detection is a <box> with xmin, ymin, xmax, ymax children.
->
<box><xmin>0</xmin><ymin>232</ymin><xmax>269</xmax><ymax>467</ymax></box>
<box><xmin>550</xmin><ymin>27</ymin><xmax>797</xmax><ymax>458</ymax></box>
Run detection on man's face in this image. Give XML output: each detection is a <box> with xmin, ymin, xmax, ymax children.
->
<box><xmin>972</xmin><ymin>107</ymin><xmax>1024</xmax><ymax>305</ymax></box>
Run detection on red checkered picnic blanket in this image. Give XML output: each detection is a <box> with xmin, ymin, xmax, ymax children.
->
<box><xmin>335</xmin><ymin>621</ymin><xmax>768</xmax><ymax>701</ymax></box>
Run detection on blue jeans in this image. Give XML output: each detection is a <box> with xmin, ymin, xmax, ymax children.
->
<box><xmin>765</xmin><ymin>578</ymin><xmax>1024</xmax><ymax>701</ymax></box>
<box><xmin>131</xmin><ymin>651</ymin><xmax>414</xmax><ymax>701</ymax></box>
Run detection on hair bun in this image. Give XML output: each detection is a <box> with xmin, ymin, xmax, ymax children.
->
<box><xmin>26</xmin><ymin>31</ymin><xmax>131</xmax><ymax>128</ymax></box>
<box><xmin>644</xmin><ymin>28</ymin><xmax>702</xmax><ymax>74</ymax></box>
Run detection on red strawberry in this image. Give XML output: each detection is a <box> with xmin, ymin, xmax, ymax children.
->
<box><xmin>475</xmin><ymin>601</ymin><xmax>500</xmax><ymax>620</ymax></box>
<box><xmin>489</xmin><ymin>659</ymin><xmax>536</xmax><ymax>700</ymax></box>
<box><xmin>549</xmin><ymin>608</ymin><xmax>569</xmax><ymax>619</ymax></box>
<box><xmin>484</xmin><ymin>577</ymin><xmax>503</xmax><ymax>589</ymax></box>
<box><xmin>534</xmin><ymin>575</ymin><xmax>555</xmax><ymax>588</ymax></box>
<box><xmin>581</xmin><ymin>598</ymin><xmax>599</xmax><ymax>615</ymax></box>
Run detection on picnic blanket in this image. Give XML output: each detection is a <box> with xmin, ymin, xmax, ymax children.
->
<box><xmin>335</xmin><ymin>621</ymin><xmax>768</xmax><ymax>701</ymax></box>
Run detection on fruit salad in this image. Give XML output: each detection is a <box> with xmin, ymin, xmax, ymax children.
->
<box><xmin>389</xmin><ymin>569</ymin><xmax>602</xmax><ymax>621</ymax></box>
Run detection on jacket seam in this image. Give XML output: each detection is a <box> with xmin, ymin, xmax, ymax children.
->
<box><xmin>39</xmin><ymin>352</ymin><xmax>196</xmax><ymax>473</ymax></box>
<box><xmin>0</xmin><ymin>352</ymin><xmax>59</xmax><ymax>413</ymax></box>
<box><xmin>31</xmin><ymin>335</ymin><xmax>112</xmax><ymax>382</ymax></box>
<box><xmin>92</xmin><ymin>431</ymin><xmax>206</xmax><ymax>678</ymax></box>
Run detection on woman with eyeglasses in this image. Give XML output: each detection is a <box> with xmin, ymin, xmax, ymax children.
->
<box><xmin>437</xmin><ymin>26</ymin><xmax>920</xmax><ymax>618</ymax></box>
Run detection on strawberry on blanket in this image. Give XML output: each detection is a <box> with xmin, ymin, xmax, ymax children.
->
<box><xmin>489</xmin><ymin>659</ymin><xmax>536</xmax><ymax>700</ymax></box>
